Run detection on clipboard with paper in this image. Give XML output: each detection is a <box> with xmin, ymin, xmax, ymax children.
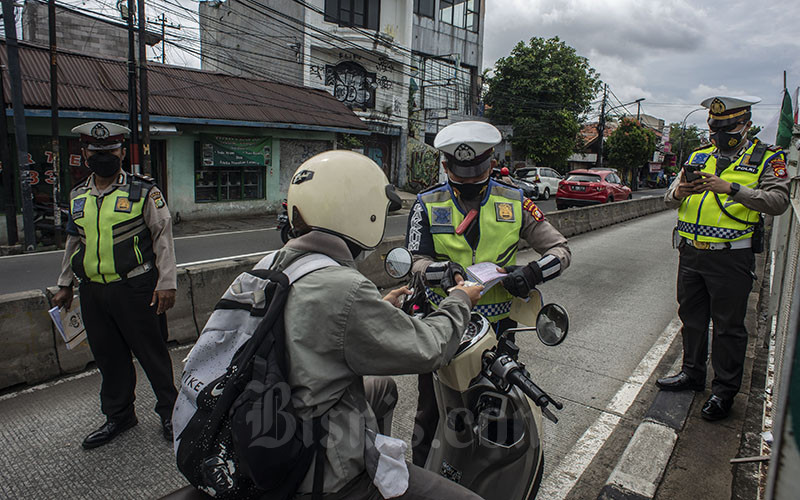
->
<box><xmin>48</xmin><ymin>295</ymin><xmax>87</xmax><ymax>350</ymax></box>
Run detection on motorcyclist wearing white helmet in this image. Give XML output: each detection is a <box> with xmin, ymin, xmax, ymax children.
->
<box><xmin>276</xmin><ymin>151</ymin><xmax>485</xmax><ymax>499</ymax></box>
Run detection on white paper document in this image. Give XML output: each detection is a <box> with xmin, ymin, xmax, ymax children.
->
<box><xmin>48</xmin><ymin>295</ymin><xmax>87</xmax><ymax>350</ymax></box>
<box><xmin>465</xmin><ymin>262</ymin><xmax>508</xmax><ymax>295</ymax></box>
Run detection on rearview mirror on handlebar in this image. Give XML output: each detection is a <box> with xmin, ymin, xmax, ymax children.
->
<box><xmin>385</xmin><ymin>247</ymin><xmax>413</xmax><ymax>279</ymax></box>
<box><xmin>536</xmin><ymin>303</ymin><xmax>569</xmax><ymax>346</ymax></box>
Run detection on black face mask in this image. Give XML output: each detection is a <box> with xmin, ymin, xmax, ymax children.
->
<box><xmin>450</xmin><ymin>178</ymin><xmax>490</xmax><ymax>201</ymax></box>
<box><xmin>87</xmin><ymin>152</ymin><xmax>122</xmax><ymax>178</ymax></box>
<box><xmin>710</xmin><ymin>130</ymin><xmax>745</xmax><ymax>153</ymax></box>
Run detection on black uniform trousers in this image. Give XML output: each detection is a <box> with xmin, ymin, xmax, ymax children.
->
<box><xmin>677</xmin><ymin>244</ymin><xmax>755</xmax><ymax>401</ymax></box>
<box><xmin>412</xmin><ymin>317</ymin><xmax>516</xmax><ymax>466</ymax></box>
<box><xmin>80</xmin><ymin>269</ymin><xmax>177</xmax><ymax>422</ymax></box>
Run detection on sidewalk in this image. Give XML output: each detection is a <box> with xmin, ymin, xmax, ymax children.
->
<box><xmin>600</xmin><ymin>249</ymin><xmax>769</xmax><ymax>500</ymax></box>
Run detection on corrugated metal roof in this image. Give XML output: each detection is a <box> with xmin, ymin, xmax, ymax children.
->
<box><xmin>0</xmin><ymin>40</ymin><xmax>367</xmax><ymax>131</ymax></box>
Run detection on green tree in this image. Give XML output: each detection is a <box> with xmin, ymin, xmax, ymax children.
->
<box><xmin>485</xmin><ymin>37</ymin><xmax>600</xmax><ymax>168</ymax></box>
<box><xmin>606</xmin><ymin>119</ymin><xmax>656</xmax><ymax>185</ymax></box>
<box><xmin>747</xmin><ymin>125</ymin><xmax>762</xmax><ymax>141</ymax></box>
<box><xmin>669</xmin><ymin>122</ymin><xmax>704</xmax><ymax>168</ymax></box>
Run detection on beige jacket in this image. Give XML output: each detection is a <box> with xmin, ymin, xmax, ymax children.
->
<box><xmin>272</xmin><ymin>231</ymin><xmax>472</xmax><ymax>493</ymax></box>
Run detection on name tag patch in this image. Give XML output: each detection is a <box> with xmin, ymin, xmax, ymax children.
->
<box><xmin>495</xmin><ymin>202</ymin><xmax>516</xmax><ymax>222</ymax></box>
<box><xmin>72</xmin><ymin>197</ymin><xmax>86</xmax><ymax>219</ymax></box>
<box><xmin>431</xmin><ymin>206</ymin><xmax>452</xmax><ymax>225</ymax></box>
<box><xmin>430</xmin><ymin>225</ymin><xmax>455</xmax><ymax>234</ymax></box>
<box><xmin>733</xmin><ymin>164</ymin><xmax>759</xmax><ymax>174</ymax></box>
<box><xmin>115</xmin><ymin>197</ymin><xmax>132</xmax><ymax>213</ymax></box>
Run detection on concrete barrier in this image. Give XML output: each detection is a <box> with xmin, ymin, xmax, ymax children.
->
<box><xmin>0</xmin><ymin>196</ymin><xmax>670</xmax><ymax>391</ymax></box>
<box><xmin>0</xmin><ymin>290</ymin><xmax>60</xmax><ymax>388</ymax></box>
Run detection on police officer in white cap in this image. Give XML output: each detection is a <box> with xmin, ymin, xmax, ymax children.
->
<box><xmin>657</xmin><ymin>97</ymin><xmax>791</xmax><ymax>420</ymax></box>
<box><xmin>52</xmin><ymin>121</ymin><xmax>179</xmax><ymax>447</ymax></box>
<box><xmin>405</xmin><ymin>120</ymin><xmax>571</xmax><ymax>465</ymax></box>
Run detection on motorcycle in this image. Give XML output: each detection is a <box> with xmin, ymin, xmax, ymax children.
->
<box><xmin>384</xmin><ymin>247</ymin><xmax>569</xmax><ymax>500</ymax></box>
<box><xmin>33</xmin><ymin>200</ymin><xmax>70</xmax><ymax>246</ymax></box>
<box><xmin>276</xmin><ymin>199</ymin><xmax>292</xmax><ymax>244</ymax></box>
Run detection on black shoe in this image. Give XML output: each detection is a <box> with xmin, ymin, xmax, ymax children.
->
<box><xmin>162</xmin><ymin>418</ymin><xmax>174</xmax><ymax>442</ymax></box>
<box><xmin>655</xmin><ymin>371</ymin><xmax>704</xmax><ymax>392</ymax></box>
<box><xmin>82</xmin><ymin>415</ymin><xmax>138</xmax><ymax>449</ymax></box>
<box><xmin>701</xmin><ymin>395</ymin><xmax>733</xmax><ymax>421</ymax></box>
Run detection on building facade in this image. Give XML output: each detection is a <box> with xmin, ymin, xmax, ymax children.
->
<box><xmin>198</xmin><ymin>0</ymin><xmax>486</xmax><ymax>191</ymax></box>
<box><xmin>22</xmin><ymin>0</ymin><xmax>161</xmax><ymax>60</ymax></box>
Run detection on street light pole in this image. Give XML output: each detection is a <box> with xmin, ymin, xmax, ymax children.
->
<box><xmin>678</xmin><ymin>108</ymin><xmax>705</xmax><ymax>167</ymax></box>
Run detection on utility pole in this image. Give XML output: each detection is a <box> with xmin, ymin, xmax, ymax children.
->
<box><xmin>48</xmin><ymin>0</ymin><xmax>61</xmax><ymax>246</ymax></box>
<box><xmin>125</xmin><ymin>0</ymin><xmax>139</xmax><ymax>172</ymax></box>
<box><xmin>595</xmin><ymin>83</ymin><xmax>608</xmax><ymax>169</ymax></box>
<box><xmin>0</xmin><ymin>66</ymin><xmax>18</xmax><ymax>245</ymax></box>
<box><xmin>152</xmin><ymin>13</ymin><xmax>179</xmax><ymax>64</ymax></box>
<box><xmin>2</xmin><ymin>0</ymin><xmax>36</xmax><ymax>251</ymax></box>
<box><xmin>137</xmin><ymin>0</ymin><xmax>151</xmax><ymax>176</ymax></box>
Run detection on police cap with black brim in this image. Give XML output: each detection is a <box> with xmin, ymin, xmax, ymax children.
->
<box><xmin>434</xmin><ymin>121</ymin><xmax>503</xmax><ymax>178</ymax></box>
<box><xmin>701</xmin><ymin>96</ymin><xmax>760</xmax><ymax>129</ymax></box>
<box><xmin>71</xmin><ymin>121</ymin><xmax>131</xmax><ymax>151</ymax></box>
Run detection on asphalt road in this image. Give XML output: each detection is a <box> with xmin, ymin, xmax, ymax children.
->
<box><xmin>0</xmin><ymin>209</ymin><xmax>681</xmax><ymax>499</ymax></box>
<box><xmin>0</xmin><ymin>188</ymin><xmax>665</xmax><ymax>295</ymax></box>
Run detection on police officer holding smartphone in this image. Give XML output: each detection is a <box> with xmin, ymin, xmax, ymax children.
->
<box><xmin>657</xmin><ymin>96</ymin><xmax>791</xmax><ymax>420</ymax></box>
<box><xmin>52</xmin><ymin>121</ymin><xmax>178</xmax><ymax>447</ymax></box>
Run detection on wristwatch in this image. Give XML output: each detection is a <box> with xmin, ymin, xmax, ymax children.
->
<box><xmin>729</xmin><ymin>182</ymin><xmax>741</xmax><ymax>197</ymax></box>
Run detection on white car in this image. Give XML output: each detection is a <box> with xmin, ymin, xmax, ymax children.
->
<box><xmin>514</xmin><ymin>167</ymin><xmax>564</xmax><ymax>200</ymax></box>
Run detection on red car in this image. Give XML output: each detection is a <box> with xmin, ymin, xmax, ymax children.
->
<box><xmin>556</xmin><ymin>169</ymin><xmax>632</xmax><ymax>210</ymax></box>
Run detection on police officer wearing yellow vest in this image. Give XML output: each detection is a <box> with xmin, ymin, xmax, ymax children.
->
<box><xmin>52</xmin><ymin>121</ymin><xmax>179</xmax><ymax>447</ymax></box>
<box><xmin>656</xmin><ymin>96</ymin><xmax>791</xmax><ymax>421</ymax></box>
<box><xmin>405</xmin><ymin>121</ymin><xmax>571</xmax><ymax>464</ymax></box>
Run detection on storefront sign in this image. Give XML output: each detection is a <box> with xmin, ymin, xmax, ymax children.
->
<box><xmin>201</xmin><ymin>135</ymin><xmax>271</xmax><ymax>168</ymax></box>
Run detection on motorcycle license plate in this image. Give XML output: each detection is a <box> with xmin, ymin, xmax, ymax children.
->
<box><xmin>572</xmin><ymin>185</ymin><xmax>586</xmax><ymax>191</ymax></box>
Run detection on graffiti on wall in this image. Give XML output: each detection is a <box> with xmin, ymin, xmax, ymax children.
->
<box><xmin>325</xmin><ymin>61</ymin><xmax>377</xmax><ymax>109</ymax></box>
<box><xmin>406</xmin><ymin>138</ymin><xmax>440</xmax><ymax>192</ymax></box>
<box><xmin>279</xmin><ymin>140</ymin><xmax>332</xmax><ymax>195</ymax></box>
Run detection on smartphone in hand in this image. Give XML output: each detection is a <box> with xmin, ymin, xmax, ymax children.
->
<box><xmin>684</xmin><ymin>164</ymin><xmax>702</xmax><ymax>182</ymax></box>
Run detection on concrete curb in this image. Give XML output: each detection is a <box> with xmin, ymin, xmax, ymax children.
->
<box><xmin>598</xmin><ymin>353</ymin><xmax>695</xmax><ymax>500</ymax></box>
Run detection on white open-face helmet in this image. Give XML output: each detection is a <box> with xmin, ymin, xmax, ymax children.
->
<box><xmin>288</xmin><ymin>150</ymin><xmax>401</xmax><ymax>249</ymax></box>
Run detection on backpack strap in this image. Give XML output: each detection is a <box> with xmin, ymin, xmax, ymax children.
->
<box><xmin>283</xmin><ymin>253</ymin><xmax>340</xmax><ymax>284</ymax></box>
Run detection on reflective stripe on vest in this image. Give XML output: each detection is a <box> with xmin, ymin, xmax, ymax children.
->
<box><xmin>419</xmin><ymin>180</ymin><xmax>522</xmax><ymax>321</ymax></box>
<box><xmin>70</xmin><ymin>186</ymin><xmax>150</xmax><ymax>283</ymax></box>
<box><xmin>677</xmin><ymin>142</ymin><xmax>769</xmax><ymax>242</ymax></box>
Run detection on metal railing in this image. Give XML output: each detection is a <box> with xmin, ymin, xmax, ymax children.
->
<box><xmin>765</xmin><ymin>124</ymin><xmax>800</xmax><ymax>499</ymax></box>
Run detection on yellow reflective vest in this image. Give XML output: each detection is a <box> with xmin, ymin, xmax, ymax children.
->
<box><xmin>69</xmin><ymin>177</ymin><xmax>154</xmax><ymax>284</ymax></box>
<box><xmin>418</xmin><ymin>181</ymin><xmax>522</xmax><ymax>322</ymax></box>
<box><xmin>677</xmin><ymin>141</ymin><xmax>777</xmax><ymax>242</ymax></box>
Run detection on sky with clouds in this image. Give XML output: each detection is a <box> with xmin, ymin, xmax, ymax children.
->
<box><xmin>483</xmin><ymin>0</ymin><xmax>800</xmax><ymax>133</ymax></box>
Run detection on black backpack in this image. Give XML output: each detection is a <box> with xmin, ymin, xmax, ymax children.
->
<box><xmin>173</xmin><ymin>253</ymin><xmax>339</xmax><ymax>499</ymax></box>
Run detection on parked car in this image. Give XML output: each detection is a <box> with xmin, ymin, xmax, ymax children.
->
<box><xmin>514</xmin><ymin>167</ymin><xmax>563</xmax><ymax>200</ymax></box>
<box><xmin>556</xmin><ymin>169</ymin><xmax>632</xmax><ymax>210</ymax></box>
<box><xmin>509</xmin><ymin>176</ymin><xmax>540</xmax><ymax>200</ymax></box>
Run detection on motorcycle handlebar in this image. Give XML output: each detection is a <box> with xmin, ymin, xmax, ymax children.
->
<box><xmin>506</xmin><ymin>369</ymin><xmax>564</xmax><ymax>411</ymax></box>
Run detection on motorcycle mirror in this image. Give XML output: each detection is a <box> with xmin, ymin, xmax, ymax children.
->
<box><xmin>536</xmin><ymin>304</ymin><xmax>569</xmax><ymax>346</ymax></box>
<box><xmin>385</xmin><ymin>247</ymin><xmax>413</xmax><ymax>279</ymax></box>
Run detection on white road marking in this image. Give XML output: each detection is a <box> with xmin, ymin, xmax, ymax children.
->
<box><xmin>537</xmin><ymin>317</ymin><xmax>682</xmax><ymax>499</ymax></box>
<box><xmin>177</xmin><ymin>251</ymin><xmax>272</xmax><ymax>268</ymax></box>
<box><xmin>174</xmin><ymin>227</ymin><xmax>275</xmax><ymax>240</ymax></box>
<box><xmin>0</xmin><ymin>344</ymin><xmax>193</xmax><ymax>402</ymax></box>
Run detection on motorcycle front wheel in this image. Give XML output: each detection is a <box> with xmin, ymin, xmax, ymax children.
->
<box><xmin>280</xmin><ymin>225</ymin><xmax>291</xmax><ymax>244</ymax></box>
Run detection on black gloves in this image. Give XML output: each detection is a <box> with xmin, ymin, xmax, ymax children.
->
<box><xmin>425</xmin><ymin>261</ymin><xmax>466</xmax><ymax>290</ymax></box>
<box><xmin>502</xmin><ymin>262</ymin><xmax>544</xmax><ymax>298</ymax></box>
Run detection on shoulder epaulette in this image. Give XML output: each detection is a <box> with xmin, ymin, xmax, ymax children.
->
<box><xmin>130</xmin><ymin>172</ymin><xmax>155</xmax><ymax>185</ymax></box>
<box><xmin>692</xmin><ymin>144</ymin><xmax>714</xmax><ymax>153</ymax></box>
<box><xmin>70</xmin><ymin>177</ymin><xmax>91</xmax><ymax>194</ymax></box>
<box><xmin>419</xmin><ymin>182</ymin><xmax>447</xmax><ymax>194</ymax></box>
